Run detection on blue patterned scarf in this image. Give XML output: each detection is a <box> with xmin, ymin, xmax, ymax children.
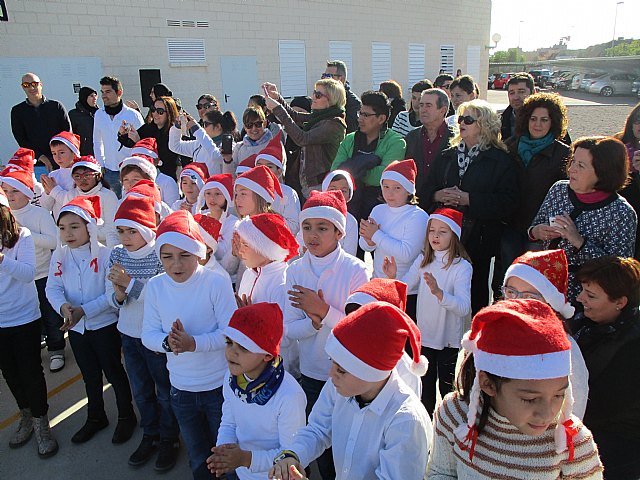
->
<box><xmin>229</xmin><ymin>356</ymin><xmax>285</xmax><ymax>405</ymax></box>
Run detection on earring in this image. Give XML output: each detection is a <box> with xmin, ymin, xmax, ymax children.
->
<box><xmin>616</xmin><ymin>306</ymin><xmax>621</xmax><ymax>311</ymax></box>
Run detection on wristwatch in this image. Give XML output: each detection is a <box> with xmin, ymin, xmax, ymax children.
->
<box><xmin>162</xmin><ymin>335</ymin><xmax>172</xmax><ymax>353</ymax></box>
<box><xmin>273</xmin><ymin>450</ymin><xmax>299</xmax><ymax>464</ymax></box>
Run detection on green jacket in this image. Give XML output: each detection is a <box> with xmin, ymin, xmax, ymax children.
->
<box><xmin>330</xmin><ymin>128</ymin><xmax>406</xmax><ymax>187</ymax></box>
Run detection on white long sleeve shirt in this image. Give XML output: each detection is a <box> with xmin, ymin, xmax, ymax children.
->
<box><xmin>45</xmin><ymin>243</ymin><xmax>118</xmax><ymax>334</ymax></box>
<box><xmin>156</xmin><ymin>171</ymin><xmax>180</xmax><ymax>207</ymax></box>
<box><xmin>141</xmin><ymin>265</ymin><xmax>237</xmax><ymax>392</ymax></box>
<box><xmin>216</xmin><ymin>212</ymin><xmax>240</xmax><ymax>283</ymax></box>
<box><xmin>400</xmin><ymin>251</ymin><xmax>472</xmax><ymax>350</ymax></box>
<box><xmin>40</xmin><ymin>167</ymin><xmax>74</xmax><ymax>219</ymax></box>
<box><xmin>168</xmin><ymin>125</ymin><xmax>224</xmax><ymax>176</ymax></box>
<box><xmin>359</xmin><ymin>203</ymin><xmax>429</xmax><ymax>294</ymax></box>
<box><xmin>93</xmin><ymin>104</ymin><xmax>144</xmax><ymax>171</ymax></box>
<box><xmin>217</xmin><ymin>369</ymin><xmax>307</xmax><ymax>479</ymax></box>
<box><xmin>272</xmin><ymin>183</ymin><xmax>301</xmax><ymax>236</ymax></box>
<box><xmin>284</xmin><ymin>246</ymin><xmax>369</xmax><ymax>381</ymax></box>
<box><xmin>11</xmin><ymin>203</ymin><xmax>57</xmax><ymax>280</ymax></box>
<box><xmin>287</xmin><ymin>370</ymin><xmax>432</xmax><ymax>480</ymax></box>
<box><xmin>0</xmin><ymin>228</ymin><xmax>40</xmax><ymax>327</ymax></box>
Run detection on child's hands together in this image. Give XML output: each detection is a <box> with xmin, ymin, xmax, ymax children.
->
<box><xmin>288</xmin><ymin>285</ymin><xmax>329</xmax><ymax>324</ymax></box>
<box><xmin>423</xmin><ymin>272</ymin><xmax>443</xmax><ymax>301</ymax></box>
<box><xmin>40</xmin><ymin>174</ymin><xmax>57</xmax><ymax>194</ymax></box>
<box><xmin>60</xmin><ymin>304</ymin><xmax>85</xmax><ymax>331</ymax></box>
<box><xmin>382</xmin><ymin>256</ymin><xmax>397</xmax><ymax>279</ymax></box>
<box><xmin>359</xmin><ymin>218</ymin><xmax>379</xmax><ymax>245</ymax></box>
<box><xmin>108</xmin><ymin>263</ymin><xmax>131</xmax><ymax>289</ymax></box>
<box><xmin>231</xmin><ymin>231</ymin><xmax>241</xmax><ymax>257</ymax></box>
<box><xmin>168</xmin><ymin>319</ymin><xmax>196</xmax><ymax>354</ymax></box>
<box><xmin>207</xmin><ymin>443</ymin><xmax>251</xmax><ymax>477</ymax></box>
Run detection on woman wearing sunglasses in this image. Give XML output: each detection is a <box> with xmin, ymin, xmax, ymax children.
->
<box><xmin>423</xmin><ymin>99</ymin><xmax>519</xmax><ymax>315</ymax></box>
<box><xmin>262</xmin><ymin>79</ymin><xmax>347</xmax><ymax>200</ymax></box>
<box><xmin>224</xmin><ymin>106</ymin><xmax>273</xmax><ymax>175</ymax></box>
<box><xmin>118</xmin><ymin>96</ymin><xmax>180</xmax><ymax>180</ymax></box>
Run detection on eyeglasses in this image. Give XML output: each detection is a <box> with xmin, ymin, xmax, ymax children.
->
<box><xmin>313</xmin><ymin>90</ymin><xmax>328</xmax><ymax>100</ymax></box>
<box><xmin>21</xmin><ymin>81</ymin><xmax>40</xmax><ymax>89</ymax></box>
<box><xmin>245</xmin><ymin>121</ymin><xmax>264</xmax><ymax>129</ymax></box>
<box><xmin>72</xmin><ymin>171</ymin><xmax>98</xmax><ymax>180</ymax></box>
<box><xmin>196</xmin><ymin>102</ymin><xmax>217</xmax><ymax>110</ymax></box>
<box><xmin>203</xmin><ymin>121</ymin><xmax>215</xmax><ymax>127</ymax></box>
<box><xmin>150</xmin><ymin>106</ymin><xmax>166</xmax><ymax>115</ymax></box>
<box><xmin>357</xmin><ymin>111</ymin><xmax>378</xmax><ymax>118</ymax></box>
<box><xmin>457</xmin><ymin>115</ymin><xmax>477</xmax><ymax>125</ymax></box>
<box><xmin>321</xmin><ymin>73</ymin><xmax>342</xmax><ymax>80</ymax></box>
<box><xmin>501</xmin><ymin>286</ymin><xmax>545</xmax><ymax>301</ymax></box>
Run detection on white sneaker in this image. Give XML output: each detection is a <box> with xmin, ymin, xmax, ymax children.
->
<box><xmin>49</xmin><ymin>353</ymin><xmax>65</xmax><ymax>372</ymax></box>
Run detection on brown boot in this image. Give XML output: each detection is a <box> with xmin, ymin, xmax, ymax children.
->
<box><xmin>33</xmin><ymin>415</ymin><xmax>59</xmax><ymax>458</ymax></box>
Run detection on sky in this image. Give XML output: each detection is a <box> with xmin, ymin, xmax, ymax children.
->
<box><xmin>490</xmin><ymin>0</ymin><xmax>639</xmax><ymax>52</ymax></box>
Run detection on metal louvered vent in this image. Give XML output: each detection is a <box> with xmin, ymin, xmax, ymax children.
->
<box><xmin>440</xmin><ymin>45</ymin><xmax>455</xmax><ymax>75</ymax></box>
<box><xmin>182</xmin><ymin>20</ymin><xmax>195</xmax><ymax>28</ymax></box>
<box><xmin>196</xmin><ymin>21</ymin><xmax>209</xmax><ymax>28</ymax></box>
<box><xmin>166</xmin><ymin>19</ymin><xmax>209</xmax><ymax>28</ymax></box>
<box><xmin>167</xmin><ymin>38</ymin><xmax>206</xmax><ymax>65</ymax></box>
<box><xmin>167</xmin><ymin>19</ymin><xmax>181</xmax><ymax>27</ymax></box>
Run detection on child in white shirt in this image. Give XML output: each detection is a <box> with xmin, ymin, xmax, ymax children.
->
<box><xmin>321</xmin><ymin>170</ymin><xmax>358</xmax><ymax>256</ymax></box>
<box><xmin>194</xmin><ymin>213</ymin><xmax>232</xmax><ymax>281</ymax></box>
<box><xmin>172</xmin><ymin>162</ymin><xmax>209</xmax><ymax>214</ymax></box>
<box><xmin>130</xmin><ymin>138</ymin><xmax>180</xmax><ymax>206</ymax></box>
<box><xmin>40</xmin><ymin>132</ymin><xmax>80</xmax><ymax>218</ymax></box>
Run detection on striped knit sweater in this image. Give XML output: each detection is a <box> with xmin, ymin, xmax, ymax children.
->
<box><xmin>427</xmin><ymin>392</ymin><xmax>603</xmax><ymax>479</ymax></box>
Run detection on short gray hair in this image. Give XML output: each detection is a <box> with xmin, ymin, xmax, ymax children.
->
<box><xmin>326</xmin><ymin>60</ymin><xmax>347</xmax><ymax>79</ymax></box>
<box><xmin>421</xmin><ymin>88</ymin><xmax>450</xmax><ymax>111</ymax></box>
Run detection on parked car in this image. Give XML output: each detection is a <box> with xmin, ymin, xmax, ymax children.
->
<box><xmin>492</xmin><ymin>73</ymin><xmax>513</xmax><ymax>90</ymax></box>
<box><xmin>548</xmin><ymin>71</ymin><xmax>572</xmax><ymax>89</ymax></box>
<box><xmin>630</xmin><ymin>78</ymin><xmax>640</xmax><ymax>98</ymax></box>
<box><xmin>529</xmin><ymin>69</ymin><xmax>552</xmax><ymax>88</ymax></box>
<box><xmin>551</xmin><ymin>72</ymin><xmax>575</xmax><ymax>90</ymax></box>
<box><xmin>586</xmin><ymin>73</ymin><xmax>637</xmax><ymax>96</ymax></box>
<box><xmin>580</xmin><ymin>73</ymin><xmax>604</xmax><ymax>90</ymax></box>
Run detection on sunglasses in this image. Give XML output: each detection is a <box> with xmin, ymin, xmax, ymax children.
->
<box><xmin>196</xmin><ymin>102</ymin><xmax>216</xmax><ymax>110</ymax></box>
<box><xmin>457</xmin><ymin>115</ymin><xmax>477</xmax><ymax>125</ymax></box>
<box><xmin>321</xmin><ymin>73</ymin><xmax>342</xmax><ymax>80</ymax></box>
<box><xmin>21</xmin><ymin>81</ymin><xmax>40</xmax><ymax>89</ymax></box>
<box><xmin>150</xmin><ymin>106</ymin><xmax>167</xmax><ymax>115</ymax></box>
<box><xmin>245</xmin><ymin>121</ymin><xmax>264</xmax><ymax>129</ymax></box>
<box><xmin>313</xmin><ymin>90</ymin><xmax>328</xmax><ymax>100</ymax></box>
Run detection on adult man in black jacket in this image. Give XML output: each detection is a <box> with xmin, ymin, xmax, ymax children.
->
<box><xmin>324</xmin><ymin>60</ymin><xmax>361</xmax><ymax>134</ymax></box>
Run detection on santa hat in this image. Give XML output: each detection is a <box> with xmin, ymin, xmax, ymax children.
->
<box><xmin>131</xmin><ymin>138</ymin><xmax>160</xmax><ymax>164</ymax></box>
<box><xmin>504</xmin><ymin>249</ymin><xmax>575</xmax><ymax>319</ymax></box>
<box><xmin>0</xmin><ymin>186</ymin><xmax>9</xmax><ymax>208</ymax></box>
<box><xmin>430</xmin><ymin>207</ymin><xmax>463</xmax><ymax>239</ymax></box>
<box><xmin>322</xmin><ymin>169</ymin><xmax>355</xmax><ymax>202</ymax></box>
<box><xmin>5</xmin><ymin>148</ymin><xmax>36</xmax><ymax>172</ymax></box>
<box><xmin>179</xmin><ymin>162</ymin><xmax>209</xmax><ymax>191</ymax></box>
<box><xmin>236</xmin><ymin>154</ymin><xmax>258</xmax><ymax>175</ymax></box>
<box><xmin>50</xmin><ymin>131</ymin><xmax>81</xmax><ymax>158</ymax></box>
<box><xmin>114</xmin><ymin>195</ymin><xmax>157</xmax><ymax>243</ymax></box>
<box><xmin>235</xmin><ymin>165</ymin><xmax>282</xmax><ymax>204</ymax></box>
<box><xmin>72</xmin><ymin>156</ymin><xmax>102</xmax><ymax>173</ymax></box>
<box><xmin>345</xmin><ymin>278</ymin><xmax>408</xmax><ymax>312</ymax></box>
<box><xmin>1</xmin><ymin>166</ymin><xmax>35</xmax><ymax>200</ymax></box>
<box><xmin>119</xmin><ymin>155</ymin><xmax>157</xmax><ymax>181</ymax></box>
<box><xmin>325</xmin><ymin>302</ymin><xmax>428</xmax><ymax>382</ymax></box>
<box><xmin>126</xmin><ymin>179</ymin><xmax>163</xmax><ymax>214</ymax></box>
<box><xmin>255</xmin><ymin>132</ymin><xmax>285</xmax><ymax>170</ymax></box>
<box><xmin>236</xmin><ymin>213</ymin><xmax>299</xmax><ymax>262</ymax></box>
<box><xmin>193</xmin><ymin>213</ymin><xmax>222</xmax><ymax>253</ymax></box>
<box><xmin>155</xmin><ymin>210</ymin><xmax>206</xmax><ymax>259</ymax></box>
<box><xmin>59</xmin><ymin>196</ymin><xmax>104</xmax><ymax>271</ymax></box>
<box><xmin>456</xmin><ymin>299</ymin><xmax>574</xmax><ymax>461</ymax></box>
<box><xmin>299</xmin><ymin>190</ymin><xmax>347</xmax><ymax>235</ymax></box>
<box><xmin>199</xmin><ymin>174</ymin><xmax>234</xmax><ymax>210</ymax></box>
<box><xmin>380</xmin><ymin>159</ymin><xmax>417</xmax><ymax>195</ymax></box>
<box><xmin>225</xmin><ymin>302</ymin><xmax>283</xmax><ymax>357</ymax></box>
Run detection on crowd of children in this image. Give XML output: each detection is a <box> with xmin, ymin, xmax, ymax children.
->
<box><xmin>0</xmin><ymin>127</ymin><xmax>607</xmax><ymax>480</ymax></box>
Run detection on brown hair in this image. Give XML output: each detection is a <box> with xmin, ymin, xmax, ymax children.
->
<box><xmin>568</xmin><ymin>136</ymin><xmax>629</xmax><ymax>192</ymax></box>
<box><xmin>153</xmin><ymin>96</ymin><xmax>179</xmax><ymax>133</ymax></box>
<box><xmin>516</xmin><ymin>92</ymin><xmax>568</xmax><ymax>140</ymax></box>
<box><xmin>576</xmin><ymin>256</ymin><xmax>640</xmax><ymax>308</ymax></box>
<box><xmin>614</xmin><ymin>101</ymin><xmax>640</xmax><ymax>148</ymax></box>
<box><xmin>242</xmin><ymin>106</ymin><xmax>266</xmax><ymax>127</ymax></box>
<box><xmin>0</xmin><ymin>205</ymin><xmax>20</xmax><ymax>251</ymax></box>
<box><xmin>379</xmin><ymin>80</ymin><xmax>403</xmax><ymax>99</ymax></box>
<box><xmin>119</xmin><ymin>165</ymin><xmax>152</xmax><ymax>182</ymax></box>
<box><xmin>253</xmin><ymin>193</ymin><xmax>272</xmax><ymax>215</ymax></box>
<box><xmin>420</xmin><ymin>217</ymin><xmax>471</xmax><ymax>269</ymax></box>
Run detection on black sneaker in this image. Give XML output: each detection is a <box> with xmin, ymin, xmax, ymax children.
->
<box><xmin>154</xmin><ymin>438</ymin><xmax>180</xmax><ymax>472</ymax></box>
<box><xmin>112</xmin><ymin>415</ymin><xmax>137</xmax><ymax>444</ymax></box>
<box><xmin>128</xmin><ymin>434</ymin><xmax>159</xmax><ymax>467</ymax></box>
<box><xmin>71</xmin><ymin>417</ymin><xmax>109</xmax><ymax>444</ymax></box>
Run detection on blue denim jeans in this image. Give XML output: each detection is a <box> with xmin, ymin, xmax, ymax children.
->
<box><xmin>103</xmin><ymin>168</ymin><xmax>122</xmax><ymax>199</ymax></box>
<box><xmin>121</xmin><ymin>334</ymin><xmax>178</xmax><ymax>440</ymax></box>
<box><xmin>170</xmin><ymin>386</ymin><xmax>223</xmax><ymax>480</ymax></box>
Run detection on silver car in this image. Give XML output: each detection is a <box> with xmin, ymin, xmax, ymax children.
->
<box><xmin>586</xmin><ymin>73</ymin><xmax>637</xmax><ymax>96</ymax></box>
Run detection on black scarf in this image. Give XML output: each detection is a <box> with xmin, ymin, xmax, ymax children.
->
<box><xmin>303</xmin><ymin>105</ymin><xmax>345</xmax><ymax>131</ymax></box>
<box><xmin>104</xmin><ymin>100</ymin><xmax>123</xmax><ymax>116</ymax></box>
<box><xmin>229</xmin><ymin>356</ymin><xmax>285</xmax><ymax>405</ymax></box>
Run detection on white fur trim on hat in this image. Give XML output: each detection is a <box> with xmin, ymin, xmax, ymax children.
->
<box><xmin>180</xmin><ymin>170</ymin><xmax>204</xmax><ymax>191</ymax></box>
<box><xmin>1</xmin><ymin>177</ymin><xmax>34</xmax><ymax>199</ymax></box>
<box><xmin>59</xmin><ymin>204</ymin><xmax>104</xmax><ymax>226</ymax></box>
<box><xmin>255</xmin><ymin>153</ymin><xmax>283</xmax><ymax>170</ymax></box>
<box><xmin>114</xmin><ymin>218</ymin><xmax>156</xmax><ymax>243</ymax></box>
<box><xmin>504</xmin><ymin>263</ymin><xmax>575</xmax><ymax>319</ymax></box>
<box><xmin>71</xmin><ymin>160</ymin><xmax>102</xmax><ymax>173</ymax></box>
<box><xmin>236</xmin><ymin>165</ymin><xmax>251</xmax><ymax>175</ymax></box>
<box><xmin>474</xmin><ymin>348</ymin><xmax>571</xmax><ymax>380</ymax></box>
<box><xmin>131</xmin><ymin>146</ymin><xmax>158</xmax><ymax>159</ymax></box>
<box><xmin>224</xmin><ymin>326</ymin><xmax>269</xmax><ymax>355</ymax></box>
<box><xmin>197</xmin><ymin>225</ymin><xmax>218</xmax><ymax>252</ymax></box>
<box><xmin>234</xmin><ymin>177</ymin><xmax>274</xmax><ymax>203</ymax></box>
<box><xmin>236</xmin><ymin>217</ymin><xmax>289</xmax><ymax>262</ymax></box>
<box><xmin>345</xmin><ymin>291</ymin><xmax>378</xmax><ymax>308</ymax></box>
<box><xmin>322</xmin><ymin>170</ymin><xmax>354</xmax><ymax>202</ymax></box>
<box><xmin>381</xmin><ymin>170</ymin><xmax>416</xmax><ymax>195</ymax></box>
<box><xmin>50</xmin><ymin>135</ymin><xmax>80</xmax><ymax>157</ymax></box>
<box><xmin>0</xmin><ymin>194</ymin><xmax>8</xmax><ymax>208</ymax></box>
<box><xmin>155</xmin><ymin>231</ymin><xmax>206</xmax><ymax>259</ymax></box>
<box><xmin>325</xmin><ymin>332</ymin><xmax>391</xmax><ymax>382</ymax></box>
<box><xmin>201</xmin><ymin>181</ymin><xmax>232</xmax><ymax>206</ymax></box>
<box><xmin>430</xmin><ymin>213</ymin><xmax>461</xmax><ymax>239</ymax></box>
<box><xmin>120</xmin><ymin>156</ymin><xmax>158</xmax><ymax>181</ymax></box>
<box><xmin>299</xmin><ymin>205</ymin><xmax>346</xmax><ymax>235</ymax></box>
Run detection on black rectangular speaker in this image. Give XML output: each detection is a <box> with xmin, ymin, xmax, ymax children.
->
<box><xmin>139</xmin><ymin>69</ymin><xmax>161</xmax><ymax>108</ymax></box>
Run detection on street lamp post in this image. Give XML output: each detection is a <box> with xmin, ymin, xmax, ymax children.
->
<box><xmin>518</xmin><ymin>20</ymin><xmax>524</xmax><ymax>50</ymax></box>
<box><xmin>611</xmin><ymin>1</ymin><xmax>624</xmax><ymax>50</ymax></box>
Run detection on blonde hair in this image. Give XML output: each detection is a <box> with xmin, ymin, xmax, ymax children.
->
<box><xmin>315</xmin><ymin>78</ymin><xmax>346</xmax><ymax>109</ymax></box>
<box><xmin>420</xmin><ymin>218</ymin><xmax>471</xmax><ymax>269</ymax></box>
<box><xmin>450</xmin><ymin>99</ymin><xmax>507</xmax><ymax>152</ymax></box>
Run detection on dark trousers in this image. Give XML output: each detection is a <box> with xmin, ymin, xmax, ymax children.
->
<box><xmin>35</xmin><ymin>277</ymin><xmax>65</xmax><ymax>351</ymax></box>
<box><xmin>592</xmin><ymin>429</ymin><xmax>640</xmax><ymax>480</ymax></box>
<box><xmin>470</xmin><ymin>255</ymin><xmax>492</xmax><ymax>315</ymax></box>
<box><xmin>121</xmin><ymin>334</ymin><xmax>178</xmax><ymax>440</ymax></box>
<box><xmin>420</xmin><ymin>346</ymin><xmax>458</xmax><ymax>416</ymax></box>
<box><xmin>300</xmin><ymin>375</ymin><xmax>335</xmax><ymax>480</ymax></box>
<box><xmin>406</xmin><ymin>294</ymin><xmax>418</xmax><ymax>322</ymax></box>
<box><xmin>68</xmin><ymin>323</ymin><xmax>134</xmax><ymax>420</ymax></box>
<box><xmin>0</xmin><ymin>319</ymin><xmax>49</xmax><ymax>417</ymax></box>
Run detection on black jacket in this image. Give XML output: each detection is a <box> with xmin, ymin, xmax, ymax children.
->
<box><xmin>422</xmin><ymin>145</ymin><xmax>520</xmax><ymax>257</ymax></box>
<box><xmin>119</xmin><ymin>123</ymin><xmax>179</xmax><ymax>180</ymax></box>
<box><xmin>344</xmin><ymin>83</ymin><xmax>361</xmax><ymax>135</ymax></box>
<box><xmin>388</xmin><ymin>97</ymin><xmax>406</xmax><ymax>129</ymax></box>
<box><xmin>11</xmin><ymin>98</ymin><xmax>71</xmax><ymax>162</ymax></box>
<box><xmin>68</xmin><ymin>101</ymin><xmax>96</xmax><ymax>156</ymax></box>
<box><xmin>500</xmin><ymin>105</ymin><xmax>516</xmax><ymax>141</ymax></box>
<box><xmin>506</xmin><ymin>137</ymin><xmax>570</xmax><ymax>233</ymax></box>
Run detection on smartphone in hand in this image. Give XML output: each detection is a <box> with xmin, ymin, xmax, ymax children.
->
<box><xmin>221</xmin><ymin>133</ymin><xmax>233</xmax><ymax>154</ymax></box>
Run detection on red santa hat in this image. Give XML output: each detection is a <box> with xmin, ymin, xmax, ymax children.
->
<box><xmin>193</xmin><ymin>213</ymin><xmax>222</xmax><ymax>253</ymax></box>
<box><xmin>325</xmin><ymin>302</ymin><xmax>428</xmax><ymax>382</ymax></box>
<box><xmin>0</xmin><ymin>186</ymin><xmax>9</xmax><ymax>209</ymax></box>
<box><xmin>380</xmin><ymin>159</ymin><xmax>417</xmax><ymax>195</ymax></box>
<box><xmin>235</xmin><ymin>154</ymin><xmax>258</xmax><ymax>175</ymax></box>
<box><xmin>225</xmin><ymin>303</ymin><xmax>283</xmax><ymax>357</ymax></box>
<box><xmin>131</xmin><ymin>138</ymin><xmax>159</xmax><ymax>162</ymax></box>
<box><xmin>345</xmin><ymin>278</ymin><xmax>408</xmax><ymax>312</ymax></box>
<box><xmin>179</xmin><ymin>162</ymin><xmax>209</xmax><ymax>191</ymax></box>
<box><xmin>235</xmin><ymin>213</ymin><xmax>299</xmax><ymax>262</ymax></box>
<box><xmin>200</xmin><ymin>174</ymin><xmax>234</xmax><ymax>209</ymax></box>
<box><xmin>155</xmin><ymin>210</ymin><xmax>207</xmax><ymax>259</ymax></box>
<box><xmin>322</xmin><ymin>169</ymin><xmax>355</xmax><ymax>202</ymax></box>
<box><xmin>504</xmin><ymin>249</ymin><xmax>574</xmax><ymax>319</ymax></box>
<box><xmin>114</xmin><ymin>195</ymin><xmax>157</xmax><ymax>243</ymax></box>
<box><xmin>72</xmin><ymin>155</ymin><xmax>102</xmax><ymax>173</ymax></box>
<box><xmin>1</xmin><ymin>167</ymin><xmax>35</xmax><ymax>200</ymax></box>
<box><xmin>50</xmin><ymin>131</ymin><xmax>81</xmax><ymax>158</ymax></box>
<box><xmin>126</xmin><ymin>179</ymin><xmax>163</xmax><ymax>214</ymax></box>
<box><xmin>456</xmin><ymin>299</ymin><xmax>574</xmax><ymax>461</ymax></box>
<box><xmin>299</xmin><ymin>190</ymin><xmax>347</xmax><ymax>235</ymax></box>
<box><xmin>59</xmin><ymin>196</ymin><xmax>104</xmax><ymax>270</ymax></box>
<box><xmin>234</xmin><ymin>165</ymin><xmax>282</xmax><ymax>204</ymax></box>
<box><xmin>430</xmin><ymin>207</ymin><xmax>463</xmax><ymax>239</ymax></box>
<box><xmin>5</xmin><ymin>148</ymin><xmax>36</xmax><ymax>172</ymax></box>
<box><xmin>255</xmin><ymin>132</ymin><xmax>285</xmax><ymax>170</ymax></box>
<box><xmin>119</xmin><ymin>155</ymin><xmax>158</xmax><ymax>181</ymax></box>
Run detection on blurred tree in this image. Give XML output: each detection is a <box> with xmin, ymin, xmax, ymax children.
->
<box><xmin>490</xmin><ymin>48</ymin><xmax>526</xmax><ymax>63</ymax></box>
